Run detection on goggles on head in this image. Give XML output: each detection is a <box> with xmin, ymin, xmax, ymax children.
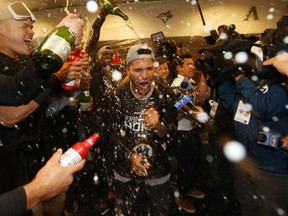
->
<box><xmin>7</xmin><ymin>1</ymin><xmax>35</xmax><ymax>22</ymax></box>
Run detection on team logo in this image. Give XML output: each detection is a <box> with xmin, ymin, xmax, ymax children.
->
<box><xmin>132</xmin><ymin>143</ymin><xmax>153</xmax><ymax>159</ymax></box>
<box><xmin>260</xmin><ymin>84</ymin><xmax>269</xmax><ymax>94</ymax></box>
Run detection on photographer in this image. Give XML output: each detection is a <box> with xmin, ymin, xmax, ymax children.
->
<box><xmin>199</xmin><ymin>25</ymin><xmax>288</xmax><ymax>215</ymax></box>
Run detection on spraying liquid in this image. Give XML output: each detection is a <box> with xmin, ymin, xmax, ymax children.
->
<box><xmin>64</xmin><ymin>0</ymin><xmax>70</xmax><ymax>15</ymax></box>
<box><xmin>125</xmin><ymin>19</ymin><xmax>142</xmax><ymax>43</ymax></box>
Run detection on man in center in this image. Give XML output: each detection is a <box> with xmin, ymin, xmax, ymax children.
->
<box><xmin>107</xmin><ymin>43</ymin><xmax>177</xmax><ymax>215</ymax></box>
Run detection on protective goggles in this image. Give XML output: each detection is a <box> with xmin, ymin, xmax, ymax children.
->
<box><xmin>7</xmin><ymin>1</ymin><xmax>35</xmax><ymax>22</ymax></box>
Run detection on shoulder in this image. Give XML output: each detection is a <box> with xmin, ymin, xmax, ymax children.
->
<box><xmin>171</xmin><ymin>76</ymin><xmax>183</xmax><ymax>87</ymax></box>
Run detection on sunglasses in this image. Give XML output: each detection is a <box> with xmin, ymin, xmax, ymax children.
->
<box><xmin>7</xmin><ymin>1</ymin><xmax>35</xmax><ymax>22</ymax></box>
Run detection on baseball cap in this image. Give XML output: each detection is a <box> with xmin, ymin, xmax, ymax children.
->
<box><xmin>97</xmin><ymin>45</ymin><xmax>114</xmax><ymax>57</ymax></box>
<box><xmin>0</xmin><ymin>1</ymin><xmax>35</xmax><ymax>22</ymax></box>
<box><xmin>126</xmin><ymin>44</ymin><xmax>155</xmax><ymax>64</ymax></box>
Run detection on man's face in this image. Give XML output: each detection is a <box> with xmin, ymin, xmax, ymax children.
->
<box><xmin>127</xmin><ymin>58</ymin><xmax>155</xmax><ymax>97</ymax></box>
<box><xmin>0</xmin><ymin>18</ymin><xmax>34</xmax><ymax>58</ymax></box>
<box><xmin>155</xmin><ymin>62</ymin><xmax>170</xmax><ymax>81</ymax></box>
<box><xmin>178</xmin><ymin>58</ymin><xmax>195</xmax><ymax>78</ymax></box>
<box><xmin>99</xmin><ymin>51</ymin><xmax>113</xmax><ymax>66</ymax></box>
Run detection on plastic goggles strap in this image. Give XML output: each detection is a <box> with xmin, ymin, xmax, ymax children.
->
<box><xmin>7</xmin><ymin>2</ymin><xmax>35</xmax><ymax>22</ymax></box>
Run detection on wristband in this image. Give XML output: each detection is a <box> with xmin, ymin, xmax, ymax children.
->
<box><xmin>44</xmin><ymin>74</ymin><xmax>62</xmax><ymax>92</ymax></box>
<box><xmin>33</xmin><ymin>88</ymin><xmax>52</xmax><ymax>105</ymax></box>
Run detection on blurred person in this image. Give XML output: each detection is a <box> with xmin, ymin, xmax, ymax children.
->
<box><xmin>155</xmin><ymin>40</ymin><xmax>182</xmax><ymax>80</ymax></box>
<box><xmin>211</xmin><ymin>31</ymin><xmax>288</xmax><ymax>215</ymax></box>
<box><xmin>107</xmin><ymin>43</ymin><xmax>176</xmax><ymax>215</ymax></box>
<box><xmin>263</xmin><ymin>53</ymin><xmax>288</xmax><ymax>151</ymax></box>
<box><xmin>41</xmin><ymin>74</ymin><xmax>93</xmax><ymax>216</ymax></box>
<box><xmin>69</xmin><ymin>4</ymin><xmax>120</xmax><ymax>214</ymax></box>
<box><xmin>0</xmin><ymin>149</ymin><xmax>85</xmax><ymax>216</ymax></box>
<box><xmin>154</xmin><ymin>56</ymin><xmax>172</xmax><ymax>84</ymax></box>
<box><xmin>195</xmin><ymin>54</ymin><xmax>240</xmax><ymax>214</ymax></box>
<box><xmin>217</xmin><ymin>70</ymin><xmax>288</xmax><ymax>215</ymax></box>
<box><xmin>0</xmin><ymin>1</ymin><xmax>86</xmax><ymax>216</ymax></box>
<box><xmin>170</xmin><ymin>54</ymin><xmax>205</xmax><ymax>214</ymax></box>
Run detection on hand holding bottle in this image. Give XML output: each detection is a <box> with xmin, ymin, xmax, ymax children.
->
<box><xmin>98</xmin><ymin>0</ymin><xmax>129</xmax><ymax>21</ymax></box>
<box><xmin>60</xmin><ymin>133</ymin><xmax>100</xmax><ymax>166</ymax></box>
<box><xmin>79</xmin><ymin>72</ymin><xmax>92</xmax><ymax>91</ymax></box>
<box><xmin>32</xmin><ymin>18</ymin><xmax>83</xmax><ymax>79</ymax></box>
<box><xmin>62</xmin><ymin>50</ymin><xmax>90</xmax><ymax>89</ymax></box>
<box><xmin>54</xmin><ymin>60</ymin><xmax>84</xmax><ymax>83</ymax></box>
<box><xmin>56</xmin><ymin>14</ymin><xmax>85</xmax><ymax>45</ymax></box>
<box><xmin>25</xmin><ymin>149</ymin><xmax>85</xmax><ymax>209</ymax></box>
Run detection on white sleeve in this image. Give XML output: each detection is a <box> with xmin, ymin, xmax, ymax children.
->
<box><xmin>170</xmin><ymin>77</ymin><xmax>182</xmax><ymax>87</ymax></box>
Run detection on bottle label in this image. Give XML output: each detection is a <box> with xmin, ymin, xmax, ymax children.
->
<box><xmin>62</xmin><ymin>79</ymin><xmax>76</xmax><ymax>90</ymax></box>
<box><xmin>80</xmin><ymin>102</ymin><xmax>90</xmax><ymax>112</ymax></box>
<box><xmin>60</xmin><ymin>148</ymin><xmax>82</xmax><ymax>166</ymax></box>
<box><xmin>41</xmin><ymin>34</ymin><xmax>71</xmax><ymax>62</ymax></box>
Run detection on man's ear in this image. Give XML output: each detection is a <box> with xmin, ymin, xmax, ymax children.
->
<box><xmin>126</xmin><ymin>65</ymin><xmax>130</xmax><ymax>76</ymax></box>
<box><xmin>0</xmin><ymin>22</ymin><xmax>3</xmax><ymax>33</ymax></box>
<box><xmin>0</xmin><ymin>21</ymin><xmax>4</xmax><ymax>36</ymax></box>
<box><xmin>176</xmin><ymin>64</ymin><xmax>182</xmax><ymax>73</ymax></box>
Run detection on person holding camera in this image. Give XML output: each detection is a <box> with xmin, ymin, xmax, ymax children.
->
<box><xmin>212</xmin><ymin>34</ymin><xmax>288</xmax><ymax>215</ymax></box>
<box><xmin>263</xmin><ymin>51</ymin><xmax>288</xmax><ymax>152</ymax></box>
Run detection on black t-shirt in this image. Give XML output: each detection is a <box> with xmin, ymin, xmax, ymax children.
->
<box><xmin>0</xmin><ymin>53</ymin><xmax>47</xmax><ymax>192</ymax></box>
<box><xmin>0</xmin><ymin>187</ymin><xmax>26</xmax><ymax>216</ymax></box>
<box><xmin>0</xmin><ymin>52</ymin><xmax>44</xmax><ymax>106</ymax></box>
<box><xmin>108</xmin><ymin>82</ymin><xmax>177</xmax><ymax>179</ymax></box>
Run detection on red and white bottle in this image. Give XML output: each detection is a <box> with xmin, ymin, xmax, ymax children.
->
<box><xmin>60</xmin><ymin>133</ymin><xmax>100</xmax><ymax>166</ymax></box>
<box><xmin>62</xmin><ymin>47</ymin><xmax>85</xmax><ymax>90</ymax></box>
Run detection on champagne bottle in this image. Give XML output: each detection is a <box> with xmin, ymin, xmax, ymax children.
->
<box><xmin>60</xmin><ymin>133</ymin><xmax>100</xmax><ymax>166</ymax></box>
<box><xmin>32</xmin><ymin>26</ymin><xmax>75</xmax><ymax>77</ymax></box>
<box><xmin>62</xmin><ymin>47</ymin><xmax>85</xmax><ymax>90</ymax></box>
<box><xmin>98</xmin><ymin>0</ymin><xmax>129</xmax><ymax>21</ymax></box>
<box><xmin>79</xmin><ymin>90</ymin><xmax>92</xmax><ymax>112</ymax></box>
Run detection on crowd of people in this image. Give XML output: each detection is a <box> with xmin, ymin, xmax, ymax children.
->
<box><xmin>1</xmin><ymin>1</ymin><xmax>288</xmax><ymax>216</ymax></box>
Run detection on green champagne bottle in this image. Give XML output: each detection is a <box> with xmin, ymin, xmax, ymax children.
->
<box><xmin>98</xmin><ymin>0</ymin><xmax>129</xmax><ymax>21</ymax></box>
<box><xmin>79</xmin><ymin>90</ymin><xmax>92</xmax><ymax>112</ymax></box>
<box><xmin>32</xmin><ymin>26</ymin><xmax>75</xmax><ymax>78</ymax></box>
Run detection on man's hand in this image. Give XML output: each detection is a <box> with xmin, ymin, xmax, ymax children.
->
<box><xmin>56</xmin><ymin>14</ymin><xmax>85</xmax><ymax>45</ymax></box>
<box><xmin>263</xmin><ymin>52</ymin><xmax>288</xmax><ymax>76</ymax></box>
<box><xmin>144</xmin><ymin>107</ymin><xmax>159</xmax><ymax>130</ymax></box>
<box><xmin>80</xmin><ymin>72</ymin><xmax>92</xmax><ymax>91</ymax></box>
<box><xmin>54</xmin><ymin>52</ymin><xmax>90</xmax><ymax>82</ymax></box>
<box><xmin>130</xmin><ymin>153</ymin><xmax>150</xmax><ymax>177</ymax></box>
<box><xmin>53</xmin><ymin>61</ymin><xmax>83</xmax><ymax>82</ymax></box>
<box><xmin>281</xmin><ymin>136</ymin><xmax>288</xmax><ymax>151</ymax></box>
<box><xmin>24</xmin><ymin>149</ymin><xmax>85</xmax><ymax>210</ymax></box>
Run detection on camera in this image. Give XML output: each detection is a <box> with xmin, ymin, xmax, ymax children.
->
<box><xmin>195</xmin><ymin>57</ymin><xmax>215</xmax><ymax>76</ymax></box>
<box><xmin>257</xmin><ymin>131</ymin><xmax>280</xmax><ymax>148</ymax></box>
<box><xmin>195</xmin><ymin>44</ymin><xmax>226</xmax><ymax>84</ymax></box>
